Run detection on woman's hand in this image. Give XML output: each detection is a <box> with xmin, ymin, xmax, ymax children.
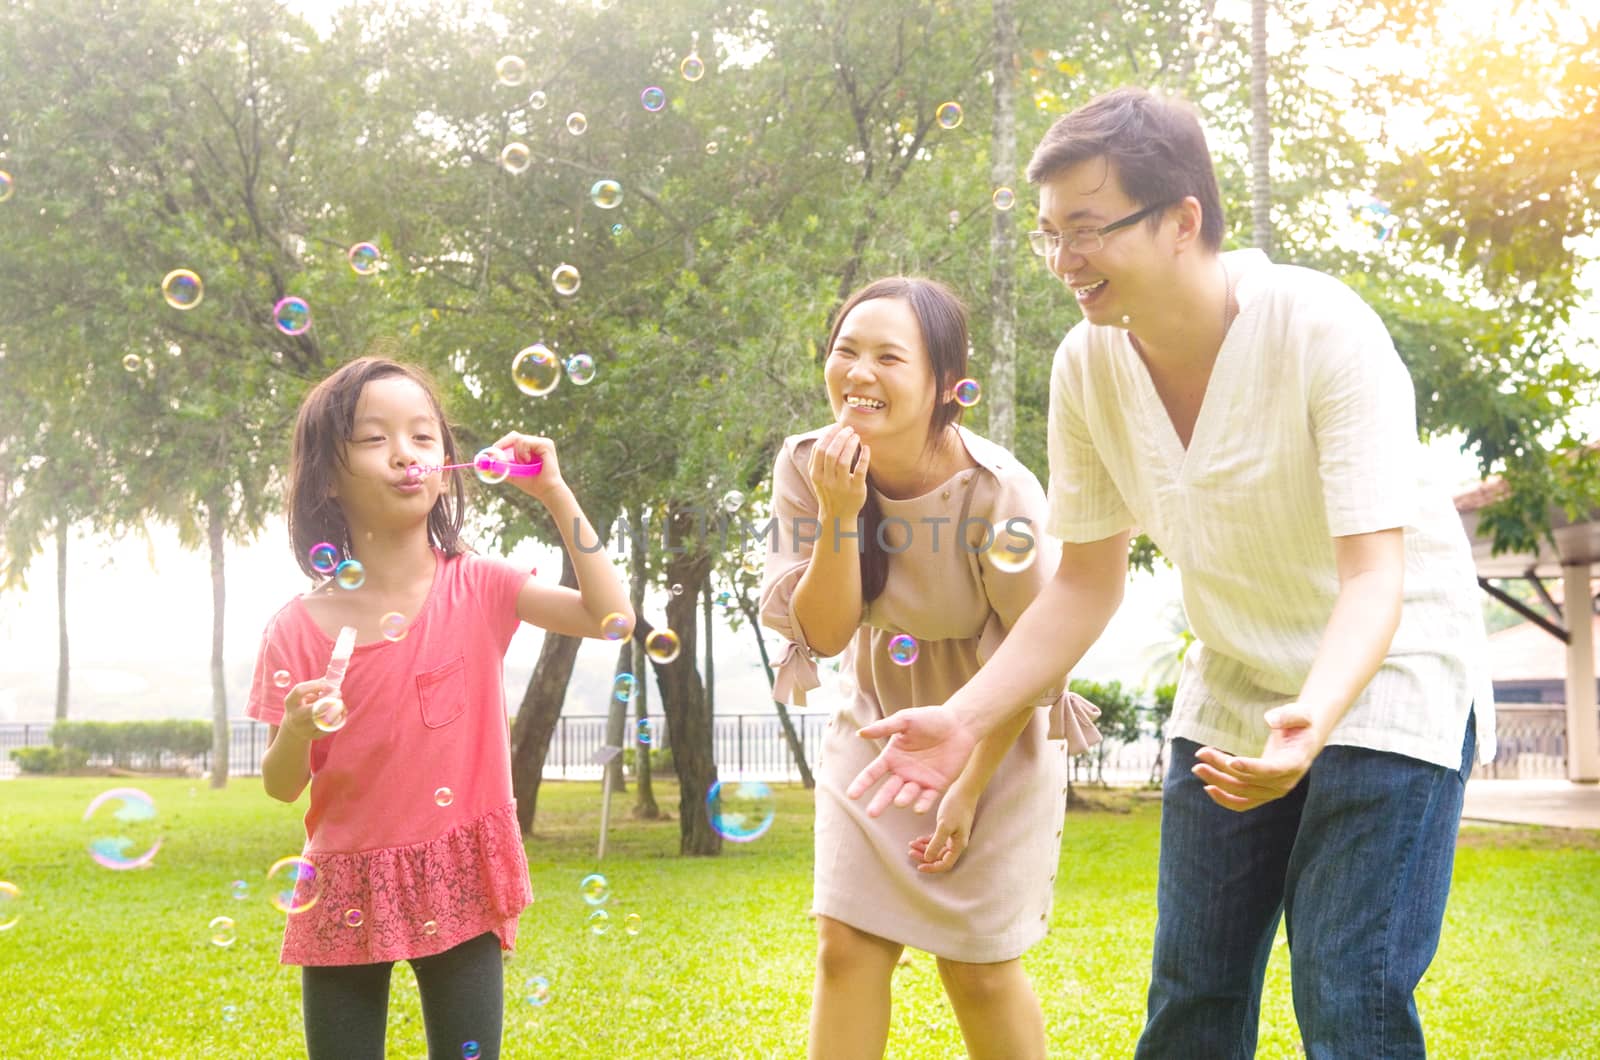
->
<box><xmin>489</xmin><ymin>432</ymin><xmax>568</xmax><ymax>504</ymax></box>
<box><xmin>806</xmin><ymin>422</ymin><xmax>870</xmax><ymax>520</ymax></box>
<box><xmin>908</xmin><ymin>785</ymin><xmax>978</xmax><ymax>874</ymax></box>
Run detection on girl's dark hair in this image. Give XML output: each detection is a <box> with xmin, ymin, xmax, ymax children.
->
<box><xmin>1025</xmin><ymin>86</ymin><xmax>1225</xmax><ymax>252</ymax></box>
<box><xmin>286</xmin><ymin>357</ymin><xmax>466</xmax><ymax>578</ymax></box>
<box><xmin>822</xmin><ymin>277</ymin><xmax>970</xmax><ymax>604</ymax></box>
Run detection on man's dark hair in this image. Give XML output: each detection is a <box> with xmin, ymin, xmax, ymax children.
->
<box><xmin>1025</xmin><ymin>87</ymin><xmax>1225</xmax><ymax>251</ymax></box>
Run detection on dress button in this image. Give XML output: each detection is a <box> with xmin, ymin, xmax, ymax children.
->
<box><xmin>940</xmin><ymin>490</ymin><xmax>951</xmax><ymax>500</ymax></box>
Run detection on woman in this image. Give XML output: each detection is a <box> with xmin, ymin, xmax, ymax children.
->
<box><xmin>761</xmin><ymin>276</ymin><xmax>1098</xmax><ymax>1060</ymax></box>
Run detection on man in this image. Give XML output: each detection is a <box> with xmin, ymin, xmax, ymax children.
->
<box><xmin>847</xmin><ymin>86</ymin><xmax>1493</xmax><ymax>1059</ymax></box>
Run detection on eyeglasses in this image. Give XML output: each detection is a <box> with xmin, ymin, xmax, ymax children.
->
<box><xmin>1027</xmin><ymin>201</ymin><xmax>1177</xmax><ymax>257</ymax></box>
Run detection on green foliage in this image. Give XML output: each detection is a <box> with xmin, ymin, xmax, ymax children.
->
<box><xmin>9</xmin><ymin>746</ymin><xmax>90</xmax><ymax>774</ymax></box>
<box><xmin>49</xmin><ymin>720</ymin><xmax>212</xmax><ymax>765</ymax></box>
<box><xmin>620</xmin><ymin>745</ymin><xmax>674</xmax><ymax>774</ymax></box>
<box><xmin>1</xmin><ymin>778</ymin><xmax>1596</xmax><ymax>1056</ymax></box>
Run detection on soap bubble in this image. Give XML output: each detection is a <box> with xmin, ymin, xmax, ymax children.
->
<box><xmin>231</xmin><ymin>879</ymin><xmax>250</xmax><ymax>900</ymax></box>
<box><xmin>669</xmin><ymin>583</ymin><xmax>684</xmax><ymax>596</ymax></box>
<box><xmin>888</xmin><ymin>634</ymin><xmax>919</xmax><ymax>665</ymax></box>
<box><xmin>122</xmin><ymin>354</ymin><xmax>143</xmax><ymax>372</ymax></box>
<box><xmin>565</xmin><ymin>353</ymin><xmax>596</xmax><ymax>385</ymax></box>
<box><xmin>551</xmin><ymin>263</ymin><xmax>581</xmax><ymax>296</ymax></box>
<box><xmin>640</xmin><ymin>86</ymin><xmax>666</xmax><ymax>112</ymax></box>
<box><xmin>721</xmin><ymin>490</ymin><xmax>744</xmax><ymax>513</ymax></box>
<box><xmin>161</xmin><ymin>269</ymin><xmax>204</xmax><ymax>310</ymax></box>
<box><xmin>273</xmin><ymin>296</ymin><xmax>311</xmax><ymax>336</ymax></box>
<box><xmin>987</xmin><ymin>523</ymin><xmax>1038</xmax><ymax>574</ymax></box>
<box><xmin>347</xmin><ymin>242</ymin><xmax>381</xmax><ymax>275</ymax></box>
<box><xmin>309</xmin><ymin>542</ymin><xmax>339</xmax><ymax>575</ymax></box>
<box><xmin>500</xmin><ymin>142</ymin><xmax>532</xmax><ymax>175</ymax></box>
<box><xmin>601</xmin><ymin>612</ymin><xmax>633</xmax><ymax>641</ymax></box>
<box><xmin>624</xmin><ymin>912</ymin><xmax>642</xmax><ymax>936</ymax></box>
<box><xmin>434</xmin><ymin>786</ymin><xmax>454</xmax><ymax>807</ymax></box>
<box><xmin>334</xmin><ymin>559</ymin><xmax>365</xmax><ymax>590</ymax></box>
<box><xmin>343</xmin><ymin>908</ymin><xmax>364</xmax><ymax>928</ymax></box>
<box><xmin>613</xmin><ymin>673</ymin><xmax>637</xmax><ymax>702</ymax></box>
<box><xmin>0</xmin><ymin>171</ymin><xmax>13</xmax><ymax>203</ymax></box>
<box><xmin>524</xmin><ymin>975</ymin><xmax>552</xmax><ymax>1006</ymax></box>
<box><xmin>587</xmin><ymin>909</ymin><xmax>610</xmax><ymax>935</ymax></box>
<box><xmin>209</xmin><ymin>916</ymin><xmax>236</xmax><ymax>947</ymax></box>
<box><xmin>936</xmin><ymin>101</ymin><xmax>963</xmax><ymax>129</ymax></box>
<box><xmin>580</xmin><ymin>873</ymin><xmax>610</xmax><ymax>905</ymax></box>
<box><xmin>590</xmin><ymin>179</ymin><xmax>622</xmax><ymax>209</ymax></box>
<box><xmin>423</xmin><ymin>919</ymin><xmax>438</xmax><ymax>935</ymax></box>
<box><xmin>266</xmin><ymin>855</ymin><xmax>323</xmax><ymax>915</ymax></box>
<box><xmin>992</xmin><ymin>187</ymin><xmax>1016</xmax><ymax>210</ymax></box>
<box><xmin>83</xmin><ymin>788</ymin><xmax>162</xmax><ymax>870</ymax></box>
<box><xmin>512</xmin><ymin>343</ymin><xmax>562</xmax><ymax>396</ymax></box>
<box><xmin>707</xmin><ymin>780</ymin><xmax>776</xmax><ymax>842</ymax></box>
<box><xmin>473</xmin><ymin>446</ymin><xmax>512</xmax><ymax>485</ymax></box>
<box><xmin>380</xmin><ymin>611</ymin><xmax>408</xmax><ymax>641</ymax></box>
<box><xmin>0</xmin><ymin>881</ymin><xmax>18</xmax><ymax>931</ymax></box>
<box><xmin>680</xmin><ymin>53</ymin><xmax>705</xmax><ymax>81</ymax></box>
<box><xmin>565</xmin><ymin>112</ymin><xmax>588</xmax><ymax>136</ymax></box>
<box><xmin>462</xmin><ymin>1042</ymin><xmax>482</xmax><ymax>1060</ymax></box>
<box><xmin>527</xmin><ymin>89</ymin><xmax>548</xmax><ymax>110</ymax></box>
<box><xmin>953</xmin><ymin>378</ymin><xmax>981</xmax><ymax>408</ymax></box>
<box><xmin>311</xmin><ymin>694</ymin><xmax>347</xmax><ymax>733</ymax></box>
<box><xmin>635</xmin><ymin>718</ymin><xmax>652</xmax><ymax>746</ymax></box>
<box><xmin>495</xmin><ymin>55</ymin><xmax>528</xmax><ymax>87</ymax></box>
<box><xmin>645</xmin><ymin>629</ymin><xmax>681</xmax><ymax>663</ymax></box>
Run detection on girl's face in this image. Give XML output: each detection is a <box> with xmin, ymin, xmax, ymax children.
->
<box><xmin>328</xmin><ymin>376</ymin><xmax>446</xmax><ymax>533</ymax></box>
<box><xmin>824</xmin><ymin>297</ymin><xmax>940</xmax><ymax>447</ymax></box>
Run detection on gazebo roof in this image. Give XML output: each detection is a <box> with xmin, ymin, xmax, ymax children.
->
<box><xmin>1455</xmin><ymin>474</ymin><xmax>1600</xmax><ymax>579</ymax></box>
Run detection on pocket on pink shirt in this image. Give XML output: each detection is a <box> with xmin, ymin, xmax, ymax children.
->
<box><xmin>416</xmin><ymin>655</ymin><xmax>466</xmax><ymax>728</ymax></box>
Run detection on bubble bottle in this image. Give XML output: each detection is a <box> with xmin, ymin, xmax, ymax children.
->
<box><xmin>311</xmin><ymin>626</ymin><xmax>358</xmax><ymax>733</ymax></box>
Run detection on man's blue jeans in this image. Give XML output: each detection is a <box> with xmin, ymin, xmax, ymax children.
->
<box><xmin>1135</xmin><ymin>716</ymin><xmax>1475</xmax><ymax>1059</ymax></box>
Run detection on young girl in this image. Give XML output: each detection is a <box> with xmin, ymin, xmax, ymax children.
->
<box><xmin>246</xmin><ymin>357</ymin><xmax>632</xmax><ymax>1059</ymax></box>
<box><xmin>760</xmin><ymin>278</ymin><xmax>1099</xmax><ymax>1060</ymax></box>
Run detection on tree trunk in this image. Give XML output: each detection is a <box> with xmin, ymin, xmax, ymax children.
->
<box><xmin>630</xmin><ymin>513</ymin><xmax>660</xmax><ymax>818</ymax></box>
<box><xmin>653</xmin><ymin>504</ymin><xmax>720</xmax><ymax>855</ymax></box>
<box><xmin>987</xmin><ymin>0</ymin><xmax>1020</xmax><ymax>451</ymax></box>
<box><xmin>1250</xmin><ymin>0</ymin><xmax>1272</xmax><ymax>254</ymax></box>
<box><xmin>510</xmin><ymin>551</ymin><xmax>582</xmax><ymax>835</ymax></box>
<box><xmin>207</xmin><ymin>497</ymin><xmax>229</xmax><ymax>788</ymax></box>
<box><xmin>605</xmin><ymin>638</ymin><xmax>629</xmax><ymax>793</ymax></box>
<box><xmin>736</xmin><ymin>594</ymin><xmax>815</xmax><ymax>789</ymax></box>
<box><xmin>54</xmin><ymin>523</ymin><xmax>69</xmax><ymax>721</ymax></box>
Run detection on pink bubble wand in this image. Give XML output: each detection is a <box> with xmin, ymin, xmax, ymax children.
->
<box><xmin>406</xmin><ymin>452</ymin><xmax>543</xmax><ymax>481</ymax></box>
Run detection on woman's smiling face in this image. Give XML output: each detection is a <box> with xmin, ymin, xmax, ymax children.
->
<box><xmin>824</xmin><ymin>296</ymin><xmax>938</xmax><ymax>445</ymax></box>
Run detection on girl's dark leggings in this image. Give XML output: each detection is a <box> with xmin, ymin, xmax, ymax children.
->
<box><xmin>302</xmin><ymin>930</ymin><xmax>503</xmax><ymax>1059</ymax></box>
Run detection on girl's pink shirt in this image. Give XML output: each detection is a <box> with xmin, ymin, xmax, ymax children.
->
<box><xmin>246</xmin><ymin>548</ymin><xmax>535</xmax><ymax>965</ymax></box>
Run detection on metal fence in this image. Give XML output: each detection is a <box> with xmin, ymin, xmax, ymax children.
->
<box><xmin>0</xmin><ymin>713</ymin><xmax>837</xmax><ymax>782</ymax></box>
<box><xmin>0</xmin><ymin>707</ymin><xmax>1585</xmax><ymax>782</ymax></box>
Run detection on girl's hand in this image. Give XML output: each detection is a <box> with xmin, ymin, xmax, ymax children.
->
<box><xmin>489</xmin><ymin>432</ymin><xmax>567</xmax><ymax>503</ymax></box>
<box><xmin>280</xmin><ymin>680</ymin><xmax>338</xmax><ymax>743</ymax></box>
<box><xmin>806</xmin><ymin>422</ymin><xmax>870</xmax><ymax>520</ymax></box>
<box><xmin>907</xmin><ymin>785</ymin><xmax>977</xmax><ymax>874</ymax></box>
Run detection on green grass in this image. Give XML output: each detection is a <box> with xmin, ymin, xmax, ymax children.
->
<box><xmin>2</xmin><ymin>777</ymin><xmax>1596</xmax><ymax>1058</ymax></box>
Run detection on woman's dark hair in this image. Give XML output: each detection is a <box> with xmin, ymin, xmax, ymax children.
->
<box><xmin>823</xmin><ymin>277</ymin><xmax>970</xmax><ymax>604</ymax></box>
<box><xmin>286</xmin><ymin>357</ymin><xmax>466</xmax><ymax>578</ymax></box>
<box><xmin>1025</xmin><ymin>86</ymin><xmax>1225</xmax><ymax>252</ymax></box>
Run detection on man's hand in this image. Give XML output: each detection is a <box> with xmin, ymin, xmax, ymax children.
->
<box><xmin>846</xmin><ymin>705</ymin><xmax>979</xmax><ymax>817</ymax></box>
<box><xmin>1191</xmin><ymin>704</ymin><xmax>1326</xmax><ymax>812</ymax></box>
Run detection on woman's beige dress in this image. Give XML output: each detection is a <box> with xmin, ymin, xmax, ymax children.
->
<box><xmin>762</xmin><ymin>425</ymin><xmax>1093</xmax><ymax>963</ymax></box>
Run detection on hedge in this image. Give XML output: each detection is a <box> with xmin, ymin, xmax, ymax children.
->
<box><xmin>48</xmin><ymin>720</ymin><xmax>211</xmax><ymax>767</ymax></box>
